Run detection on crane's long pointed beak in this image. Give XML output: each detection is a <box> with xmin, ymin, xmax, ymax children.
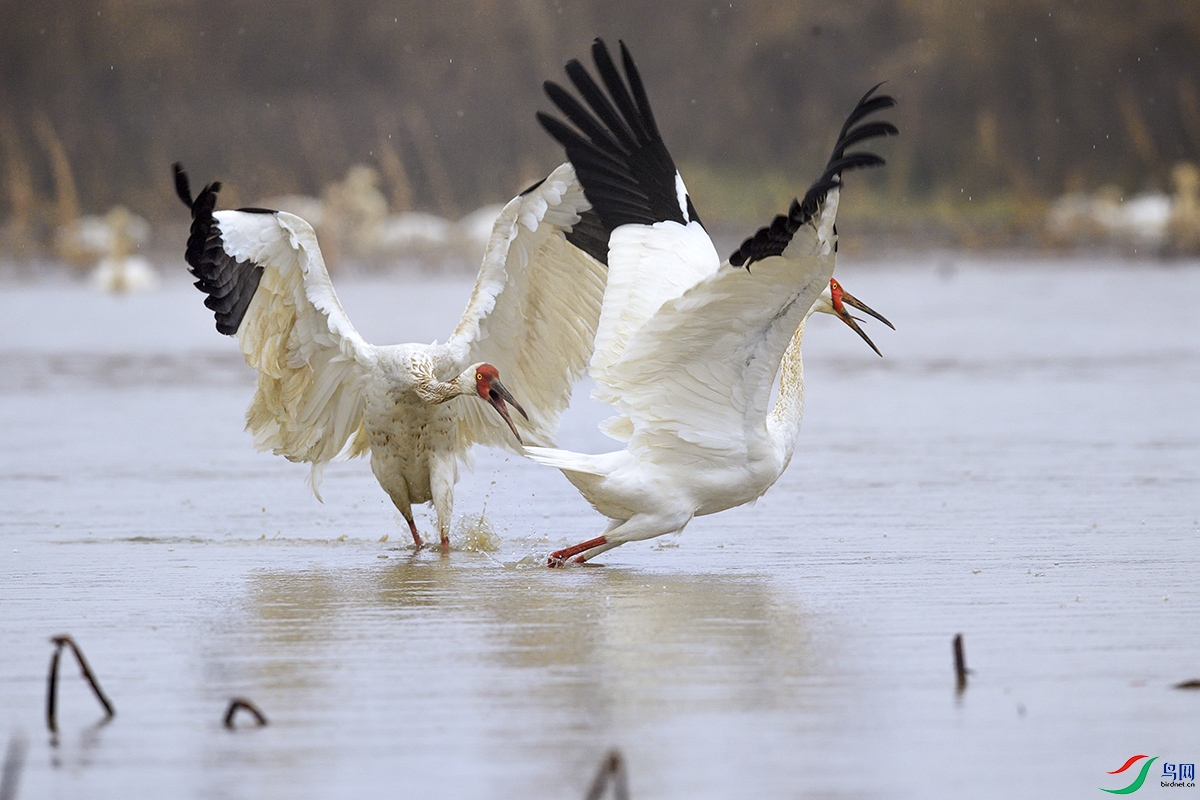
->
<box><xmin>487</xmin><ymin>379</ymin><xmax>528</xmax><ymax>443</ymax></box>
<box><xmin>838</xmin><ymin>288</ymin><xmax>894</xmax><ymax>330</ymax></box>
<box><xmin>836</xmin><ymin>312</ymin><xmax>883</xmax><ymax>357</ymax></box>
<box><xmin>830</xmin><ymin>283</ymin><xmax>892</xmax><ymax>357</ymax></box>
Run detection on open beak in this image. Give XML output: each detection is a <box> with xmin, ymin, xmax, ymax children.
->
<box><xmin>834</xmin><ymin>287</ymin><xmax>893</xmax><ymax>357</ymax></box>
<box><xmin>486</xmin><ymin>379</ymin><xmax>529</xmax><ymax>443</ymax></box>
<box><xmin>839</xmin><ymin>287</ymin><xmax>895</xmax><ymax>331</ymax></box>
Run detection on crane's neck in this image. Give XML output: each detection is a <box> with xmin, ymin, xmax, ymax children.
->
<box><xmin>412</xmin><ymin>364</ymin><xmax>475</xmax><ymax>406</ymax></box>
<box><xmin>766</xmin><ymin>318</ymin><xmax>808</xmax><ymax>469</ymax></box>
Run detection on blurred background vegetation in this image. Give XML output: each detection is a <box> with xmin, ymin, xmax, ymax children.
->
<box><xmin>1</xmin><ymin>0</ymin><xmax>1198</xmax><ymax>260</ymax></box>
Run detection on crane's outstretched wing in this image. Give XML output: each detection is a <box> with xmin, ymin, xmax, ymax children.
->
<box><xmin>727</xmin><ymin>85</ymin><xmax>897</xmax><ymax>269</ymax></box>
<box><xmin>583</xmin><ymin>86</ymin><xmax>896</xmax><ymax>461</ymax></box>
<box><xmin>538</xmin><ymin>38</ymin><xmax>721</xmax><ymax>388</ymax></box>
<box><xmin>598</xmin><ymin>225</ymin><xmax>834</xmax><ymax>463</ymax></box>
<box><xmin>444</xmin><ymin>162</ymin><xmax>608</xmax><ymax>451</ymax></box>
<box><xmin>174</xmin><ymin>165</ymin><xmax>376</xmax><ymax>495</ymax></box>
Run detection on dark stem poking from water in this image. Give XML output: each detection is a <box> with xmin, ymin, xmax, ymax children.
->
<box><xmin>584</xmin><ymin>749</ymin><xmax>629</xmax><ymax>800</ymax></box>
<box><xmin>953</xmin><ymin>633</ymin><xmax>968</xmax><ymax>693</ymax></box>
<box><xmin>224</xmin><ymin>698</ymin><xmax>269</xmax><ymax>730</ymax></box>
<box><xmin>45</xmin><ymin>635</ymin><xmax>116</xmax><ymax>733</ymax></box>
<box><xmin>0</xmin><ymin>736</ymin><xmax>27</xmax><ymax>800</ymax></box>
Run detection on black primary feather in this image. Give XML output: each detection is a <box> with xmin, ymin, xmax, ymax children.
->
<box><xmin>516</xmin><ymin>176</ymin><xmax>611</xmax><ymax>264</ymax></box>
<box><xmin>173</xmin><ymin>162</ymin><xmax>195</xmax><ymax>208</ymax></box>
<box><xmin>538</xmin><ymin>38</ymin><xmax>700</xmax><ymax>246</ymax></box>
<box><xmin>172</xmin><ymin>163</ymin><xmax>266</xmax><ymax>335</ymax></box>
<box><xmin>563</xmin><ymin>208</ymin><xmax>609</xmax><ymax>266</ymax></box>
<box><xmin>729</xmin><ymin>85</ymin><xmax>897</xmax><ymax>269</ymax></box>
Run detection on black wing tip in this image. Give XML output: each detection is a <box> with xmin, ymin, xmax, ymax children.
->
<box><xmin>863</xmin><ymin>81</ymin><xmax>893</xmax><ymax>100</ymax></box>
<box><xmin>540</xmin><ymin>39</ymin><xmax>686</xmax><ymax>232</ymax></box>
<box><xmin>173</xmin><ymin>163</ymin><xmax>223</xmax><ymax>221</ymax></box>
<box><xmin>176</xmin><ymin>168</ymin><xmax>264</xmax><ymax>336</ymax></box>
<box><xmin>729</xmin><ymin>85</ymin><xmax>898</xmax><ymax>269</ymax></box>
<box><xmin>536</xmin><ymin>110</ymin><xmax>580</xmax><ymax>151</ymax></box>
<box><xmin>173</xmin><ymin>163</ymin><xmax>193</xmax><ymax>209</ymax></box>
<box><xmin>855</xmin><ymin>82</ymin><xmax>897</xmax><ymax>113</ymax></box>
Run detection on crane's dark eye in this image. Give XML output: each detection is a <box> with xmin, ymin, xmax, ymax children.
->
<box><xmin>476</xmin><ymin>373</ymin><xmax>483</xmax><ymax>381</ymax></box>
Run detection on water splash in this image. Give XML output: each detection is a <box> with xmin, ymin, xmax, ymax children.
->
<box><xmin>455</xmin><ymin>511</ymin><xmax>500</xmax><ymax>553</ymax></box>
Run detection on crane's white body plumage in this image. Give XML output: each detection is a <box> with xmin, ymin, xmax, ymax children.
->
<box><xmin>525</xmin><ymin>188</ymin><xmax>841</xmax><ymax>560</ymax></box>
<box><xmin>530</xmin><ymin>39</ymin><xmax>895</xmax><ymax>563</ymax></box>
<box><xmin>178</xmin><ymin>162</ymin><xmax>606</xmax><ymax>545</ymax></box>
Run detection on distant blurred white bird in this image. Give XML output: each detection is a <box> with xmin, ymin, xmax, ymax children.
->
<box><xmin>1046</xmin><ymin>163</ymin><xmax>1200</xmax><ymax>254</ymax></box>
<box><xmin>90</xmin><ymin>206</ymin><xmax>159</xmax><ymax>293</ymax></box>
<box><xmin>1051</xmin><ymin>189</ymin><xmax>1172</xmax><ymax>250</ymax></box>
<box><xmin>374</xmin><ymin>211</ymin><xmax>453</xmax><ymax>256</ymax></box>
<box><xmin>370</xmin><ymin>204</ymin><xmax>513</xmax><ymax>267</ymax></box>
<box><xmin>57</xmin><ymin>205</ymin><xmax>159</xmax><ymax>292</ymax></box>
<box><xmin>89</xmin><ymin>252</ymin><xmax>159</xmax><ymax>293</ymax></box>
<box><xmin>174</xmin><ymin>161</ymin><xmax>608</xmax><ymax>547</ymax></box>
<box><xmin>527</xmin><ymin>40</ymin><xmax>896</xmax><ymax>564</ymax></box>
<box><xmin>455</xmin><ymin>203</ymin><xmax>509</xmax><ymax>260</ymax></box>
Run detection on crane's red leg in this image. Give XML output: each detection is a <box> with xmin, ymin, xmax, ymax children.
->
<box><xmin>548</xmin><ymin>536</ymin><xmax>607</xmax><ymax>567</ymax></box>
<box><xmin>407</xmin><ymin>519</ymin><xmax>424</xmax><ymax>549</ymax></box>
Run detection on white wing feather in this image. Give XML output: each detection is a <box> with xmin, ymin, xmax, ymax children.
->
<box><xmin>586</xmin><ymin>211</ymin><xmax>719</xmax><ymax>439</ymax></box>
<box><xmin>215</xmin><ymin>210</ymin><xmax>376</xmax><ymax>495</ymax></box>
<box><xmin>445</xmin><ymin>162</ymin><xmax>606</xmax><ymax>451</ymax></box>
<box><xmin>590</xmin><ymin>214</ymin><xmax>720</xmax><ymax>388</ymax></box>
<box><xmin>595</xmin><ymin>189</ymin><xmax>841</xmax><ymax>463</ymax></box>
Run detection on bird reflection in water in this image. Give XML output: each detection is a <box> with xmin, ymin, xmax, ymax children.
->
<box><xmin>233</xmin><ymin>559</ymin><xmax>815</xmax><ymax>719</ymax></box>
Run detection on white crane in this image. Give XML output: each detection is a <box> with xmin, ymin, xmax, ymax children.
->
<box><xmin>526</xmin><ymin>40</ymin><xmax>896</xmax><ymax>564</ymax></box>
<box><xmin>57</xmin><ymin>205</ymin><xmax>160</xmax><ymax>292</ymax></box>
<box><xmin>173</xmin><ymin>161</ymin><xmax>609</xmax><ymax>548</ymax></box>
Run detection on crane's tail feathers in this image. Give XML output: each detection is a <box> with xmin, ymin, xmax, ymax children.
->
<box><xmin>523</xmin><ymin>446</ymin><xmax>612</xmax><ymax>504</ymax></box>
<box><xmin>729</xmin><ymin>85</ymin><xmax>897</xmax><ymax>268</ymax></box>
<box><xmin>522</xmin><ymin>446</ymin><xmax>607</xmax><ymax>476</ymax></box>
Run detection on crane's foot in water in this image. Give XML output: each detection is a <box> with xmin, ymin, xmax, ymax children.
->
<box><xmin>548</xmin><ymin>535</ymin><xmax>607</xmax><ymax>567</ymax></box>
<box><xmin>407</xmin><ymin>519</ymin><xmax>424</xmax><ymax>549</ymax></box>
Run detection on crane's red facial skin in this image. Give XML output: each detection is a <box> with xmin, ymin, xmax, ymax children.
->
<box><xmin>826</xmin><ymin>277</ymin><xmax>893</xmax><ymax>357</ymax></box>
<box><xmin>474</xmin><ymin>364</ymin><xmax>529</xmax><ymax>443</ymax></box>
<box><xmin>829</xmin><ymin>277</ymin><xmax>893</xmax><ymax>331</ymax></box>
<box><xmin>474</xmin><ymin>364</ymin><xmax>502</xmax><ymax>397</ymax></box>
<box><xmin>829</xmin><ymin>278</ymin><xmax>846</xmax><ymax>315</ymax></box>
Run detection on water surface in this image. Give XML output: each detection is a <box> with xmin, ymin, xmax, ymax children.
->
<box><xmin>2</xmin><ymin>257</ymin><xmax>1198</xmax><ymax>798</ymax></box>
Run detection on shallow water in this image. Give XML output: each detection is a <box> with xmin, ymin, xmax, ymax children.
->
<box><xmin>2</xmin><ymin>256</ymin><xmax>1199</xmax><ymax>799</ymax></box>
